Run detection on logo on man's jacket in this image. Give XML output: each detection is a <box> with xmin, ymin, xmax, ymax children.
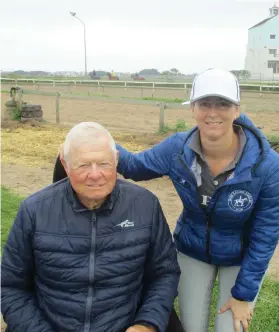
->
<box><xmin>228</xmin><ymin>190</ymin><xmax>253</xmax><ymax>212</ymax></box>
<box><xmin>115</xmin><ymin>220</ymin><xmax>135</xmax><ymax>228</ymax></box>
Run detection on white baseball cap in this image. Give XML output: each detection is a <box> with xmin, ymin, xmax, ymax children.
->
<box><xmin>182</xmin><ymin>68</ymin><xmax>240</xmax><ymax>105</ymax></box>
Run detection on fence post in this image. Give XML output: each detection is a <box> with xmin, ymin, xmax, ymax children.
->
<box><xmin>159</xmin><ymin>102</ymin><xmax>165</xmax><ymax>131</ymax></box>
<box><xmin>186</xmin><ymin>83</ymin><xmax>191</xmax><ymax>98</ymax></box>
<box><xmin>17</xmin><ymin>88</ymin><xmax>23</xmax><ymax>117</ymax></box>
<box><xmin>56</xmin><ymin>92</ymin><xmax>60</xmax><ymax>124</ymax></box>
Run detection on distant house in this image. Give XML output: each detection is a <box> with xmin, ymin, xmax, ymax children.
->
<box><xmin>244</xmin><ymin>4</ymin><xmax>279</xmax><ymax>80</ymax></box>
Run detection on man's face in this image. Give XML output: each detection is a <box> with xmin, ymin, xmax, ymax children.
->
<box><xmin>63</xmin><ymin>137</ymin><xmax>118</xmax><ymax>203</ymax></box>
<box><xmin>190</xmin><ymin>97</ymin><xmax>240</xmax><ymax>141</ymax></box>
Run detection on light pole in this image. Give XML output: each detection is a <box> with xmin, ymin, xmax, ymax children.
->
<box><xmin>70</xmin><ymin>12</ymin><xmax>87</xmax><ymax>76</ymax></box>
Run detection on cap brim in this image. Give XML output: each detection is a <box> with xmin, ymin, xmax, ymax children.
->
<box><xmin>182</xmin><ymin>95</ymin><xmax>240</xmax><ymax>106</ymax></box>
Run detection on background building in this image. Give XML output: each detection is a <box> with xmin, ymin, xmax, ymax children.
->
<box><xmin>245</xmin><ymin>4</ymin><xmax>279</xmax><ymax>80</ymax></box>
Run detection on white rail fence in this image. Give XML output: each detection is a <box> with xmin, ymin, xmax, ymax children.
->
<box><xmin>1</xmin><ymin>78</ymin><xmax>279</xmax><ymax>93</ymax></box>
<box><xmin>3</xmin><ymin>87</ymin><xmax>180</xmax><ymax>131</ymax></box>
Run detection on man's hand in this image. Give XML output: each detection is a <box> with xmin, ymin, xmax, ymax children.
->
<box><xmin>126</xmin><ymin>324</ymin><xmax>156</xmax><ymax>332</ymax></box>
<box><xmin>218</xmin><ymin>297</ymin><xmax>253</xmax><ymax>332</ymax></box>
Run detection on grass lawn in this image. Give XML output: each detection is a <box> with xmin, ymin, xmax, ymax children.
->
<box><xmin>1</xmin><ymin>186</ymin><xmax>279</xmax><ymax>331</ymax></box>
<box><xmin>1</xmin><ymin>187</ymin><xmax>24</xmax><ymax>250</ymax></box>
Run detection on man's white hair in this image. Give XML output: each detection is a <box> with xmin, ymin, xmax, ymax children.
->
<box><xmin>63</xmin><ymin>122</ymin><xmax>117</xmax><ymax>163</ymax></box>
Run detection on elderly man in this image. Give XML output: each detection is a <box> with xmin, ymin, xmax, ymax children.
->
<box><xmin>1</xmin><ymin>122</ymin><xmax>180</xmax><ymax>332</ymax></box>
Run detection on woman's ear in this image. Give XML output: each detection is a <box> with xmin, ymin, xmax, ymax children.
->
<box><xmin>235</xmin><ymin>106</ymin><xmax>241</xmax><ymax>120</ymax></box>
<box><xmin>190</xmin><ymin>102</ymin><xmax>195</xmax><ymax>118</ymax></box>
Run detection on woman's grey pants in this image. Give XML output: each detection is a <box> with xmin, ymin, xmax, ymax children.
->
<box><xmin>177</xmin><ymin>252</ymin><xmax>263</xmax><ymax>332</ymax></box>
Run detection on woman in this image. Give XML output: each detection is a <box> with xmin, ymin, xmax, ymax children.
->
<box><xmin>53</xmin><ymin>69</ymin><xmax>279</xmax><ymax>332</ymax></box>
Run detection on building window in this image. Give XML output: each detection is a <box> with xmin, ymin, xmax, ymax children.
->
<box><xmin>270</xmin><ymin>35</ymin><xmax>276</xmax><ymax>39</ymax></box>
<box><xmin>267</xmin><ymin>61</ymin><xmax>276</xmax><ymax>73</ymax></box>
<box><xmin>269</xmin><ymin>49</ymin><xmax>277</xmax><ymax>55</ymax></box>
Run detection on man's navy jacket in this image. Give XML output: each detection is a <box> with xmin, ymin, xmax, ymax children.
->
<box><xmin>1</xmin><ymin>179</ymin><xmax>180</xmax><ymax>332</ymax></box>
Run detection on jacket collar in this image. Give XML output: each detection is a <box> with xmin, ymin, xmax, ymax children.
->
<box><xmin>65</xmin><ymin>178</ymin><xmax>120</xmax><ymax>212</ymax></box>
<box><xmin>180</xmin><ymin>114</ymin><xmax>269</xmax><ymax>180</ymax></box>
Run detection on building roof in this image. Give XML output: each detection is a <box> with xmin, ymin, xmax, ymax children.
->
<box><xmin>249</xmin><ymin>15</ymin><xmax>278</xmax><ymax>30</ymax></box>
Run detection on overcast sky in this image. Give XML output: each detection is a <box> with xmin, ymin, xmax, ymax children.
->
<box><xmin>0</xmin><ymin>0</ymin><xmax>276</xmax><ymax>73</ymax></box>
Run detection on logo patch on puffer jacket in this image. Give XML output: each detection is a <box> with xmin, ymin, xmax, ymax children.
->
<box><xmin>228</xmin><ymin>190</ymin><xmax>253</xmax><ymax>212</ymax></box>
<box><xmin>115</xmin><ymin>220</ymin><xmax>135</xmax><ymax>228</ymax></box>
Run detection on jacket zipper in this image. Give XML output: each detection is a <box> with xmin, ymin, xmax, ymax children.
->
<box><xmin>178</xmin><ymin>155</ymin><xmax>199</xmax><ymax>201</ymax></box>
<box><xmin>205</xmin><ymin>215</ymin><xmax>212</xmax><ymax>264</ymax></box>
<box><xmin>179</xmin><ymin>155</ymin><xmax>214</xmax><ymax>262</ymax></box>
<box><xmin>204</xmin><ymin>189</ymin><xmax>222</xmax><ymax>264</ymax></box>
<box><xmin>178</xmin><ymin>154</ymin><xmax>218</xmax><ymax>264</ymax></box>
<box><xmin>84</xmin><ymin>211</ymin><xmax>97</xmax><ymax>332</ymax></box>
<box><xmin>178</xmin><ymin>151</ymin><xmax>252</xmax><ymax>264</ymax></box>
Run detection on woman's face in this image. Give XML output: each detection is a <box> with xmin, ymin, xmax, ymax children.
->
<box><xmin>191</xmin><ymin>96</ymin><xmax>240</xmax><ymax>141</ymax></box>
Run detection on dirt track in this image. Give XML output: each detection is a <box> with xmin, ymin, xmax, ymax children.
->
<box><xmin>1</xmin><ymin>90</ymin><xmax>279</xmax><ymax>136</ymax></box>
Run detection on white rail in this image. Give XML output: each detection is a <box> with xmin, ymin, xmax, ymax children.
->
<box><xmin>1</xmin><ymin>78</ymin><xmax>279</xmax><ymax>92</ymax></box>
